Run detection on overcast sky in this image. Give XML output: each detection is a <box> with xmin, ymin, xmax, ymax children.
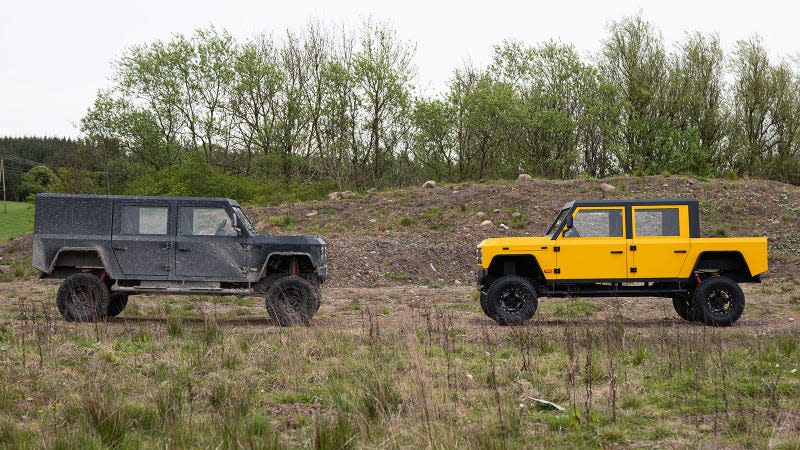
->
<box><xmin>1</xmin><ymin>0</ymin><xmax>798</xmax><ymax>138</ymax></box>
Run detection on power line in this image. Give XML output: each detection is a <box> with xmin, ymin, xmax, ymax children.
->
<box><xmin>0</xmin><ymin>153</ymin><xmax>41</xmax><ymax>167</ymax></box>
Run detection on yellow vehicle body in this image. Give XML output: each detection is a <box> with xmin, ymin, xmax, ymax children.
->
<box><xmin>477</xmin><ymin>199</ymin><xmax>768</xmax><ymax>284</ymax></box>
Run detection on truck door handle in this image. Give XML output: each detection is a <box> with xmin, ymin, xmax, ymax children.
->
<box><xmin>674</xmin><ymin>250</ymin><xmax>687</xmax><ymax>254</ymax></box>
<box><xmin>112</xmin><ymin>246</ymin><xmax>127</xmax><ymax>251</ymax></box>
<box><xmin>610</xmin><ymin>250</ymin><xmax>623</xmax><ymax>254</ymax></box>
<box><xmin>177</xmin><ymin>247</ymin><xmax>190</xmax><ymax>252</ymax></box>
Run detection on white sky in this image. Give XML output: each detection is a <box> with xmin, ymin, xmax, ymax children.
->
<box><xmin>1</xmin><ymin>0</ymin><xmax>798</xmax><ymax>138</ymax></box>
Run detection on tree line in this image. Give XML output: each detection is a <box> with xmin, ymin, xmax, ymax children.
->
<box><xmin>10</xmin><ymin>16</ymin><xmax>800</xmax><ymax>203</ymax></box>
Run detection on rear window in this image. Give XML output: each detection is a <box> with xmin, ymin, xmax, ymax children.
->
<box><xmin>121</xmin><ymin>206</ymin><xmax>169</xmax><ymax>235</ymax></box>
<box><xmin>634</xmin><ymin>208</ymin><xmax>680</xmax><ymax>237</ymax></box>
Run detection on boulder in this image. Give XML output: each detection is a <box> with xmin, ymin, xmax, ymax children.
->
<box><xmin>600</xmin><ymin>183</ymin><xmax>615</xmax><ymax>192</ymax></box>
<box><xmin>517</xmin><ymin>173</ymin><xmax>533</xmax><ymax>182</ymax></box>
<box><xmin>421</xmin><ymin>180</ymin><xmax>437</xmax><ymax>189</ymax></box>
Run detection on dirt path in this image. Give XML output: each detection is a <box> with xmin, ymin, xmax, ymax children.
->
<box><xmin>2</xmin><ymin>280</ymin><xmax>797</xmax><ymax>337</ymax></box>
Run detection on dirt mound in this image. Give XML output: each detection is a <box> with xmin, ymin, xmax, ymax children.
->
<box><xmin>4</xmin><ymin>176</ymin><xmax>798</xmax><ymax>286</ymax></box>
<box><xmin>0</xmin><ymin>233</ymin><xmax>32</xmax><ymax>259</ymax></box>
<box><xmin>249</xmin><ymin>175</ymin><xmax>800</xmax><ymax>287</ymax></box>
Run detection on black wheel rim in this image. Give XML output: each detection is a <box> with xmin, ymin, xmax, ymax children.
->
<box><xmin>499</xmin><ymin>285</ymin><xmax>529</xmax><ymax>313</ymax></box>
<box><xmin>706</xmin><ymin>288</ymin><xmax>733</xmax><ymax>316</ymax></box>
<box><xmin>277</xmin><ymin>286</ymin><xmax>306</xmax><ymax>313</ymax></box>
<box><xmin>69</xmin><ymin>285</ymin><xmax>94</xmax><ymax>316</ymax></box>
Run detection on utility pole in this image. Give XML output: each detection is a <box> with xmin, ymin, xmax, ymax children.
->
<box><xmin>1</xmin><ymin>157</ymin><xmax>6</xmax><ymax>213</ymax></box>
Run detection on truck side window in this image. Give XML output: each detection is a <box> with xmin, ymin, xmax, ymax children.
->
<box><xmin>567</xmin><ymin>209</ymin><xmax>623</xmax><ymax>237</ymax></box>
<box><xmin>635</xmin><ymin>208</ymin><xmax>680</xmax><ymax>237</ymax></box>
<box><xmin>121</xmin><ymin>206</ymin><xmax>168</xmax><ymax>235</ymax></box>
<box><xmin>180</xmin><ymin>207</ymin><xmax>237</xmax><ymax>236</ymax></box>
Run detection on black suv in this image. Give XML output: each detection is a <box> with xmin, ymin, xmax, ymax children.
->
<box><xmin>32</xmin><ymin>193</ymin><xmax>327</xmax><ymax>325</ymax></box>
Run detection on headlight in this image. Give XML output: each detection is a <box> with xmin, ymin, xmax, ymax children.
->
<box><xmin>476</xmin><ymin>248</ymin><xmax>482</xmax><ymax>264</ymax></box>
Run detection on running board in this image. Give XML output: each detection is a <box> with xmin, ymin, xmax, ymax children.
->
<box><xmin>112</xmin><ymin>285</ymin><xmax>256</xmax><ymax>296</ymax></box>
<box><xmin>541</xmin><ymin>288</ymin><xmax>684</xmax><ymax>298</ymax></box>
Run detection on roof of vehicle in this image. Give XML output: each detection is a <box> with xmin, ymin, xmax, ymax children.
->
<box><xmin>36</xmin><ymin>193</ymin><xmax>240</xmax><ymax>207</ymax></box>
<box><xmin>561</xmin><ymin>198</ymin><xmax>699</xmax><ymax>209</ymax></box>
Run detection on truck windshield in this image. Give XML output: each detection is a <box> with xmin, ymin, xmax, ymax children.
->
<box><xmin>233</xmin><ymin>207</ymin><xmax>258</xmax><ymax>235</ymax></box>
<box><xmin>545</xmin><ymin>209</ymin><xmax>570</xmax><ymax>236</ymax></box>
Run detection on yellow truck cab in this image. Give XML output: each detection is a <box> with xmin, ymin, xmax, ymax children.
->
<box><xmin>476</xmin><ymin>199</ymin><xmax>768</xmax><ymax>327</ymax></box>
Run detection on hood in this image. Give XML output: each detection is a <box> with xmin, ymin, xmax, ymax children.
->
<box><xmin>478</xmin><ymin>235</ymin><xmax>553</xmax><ymax>249</ymax></box>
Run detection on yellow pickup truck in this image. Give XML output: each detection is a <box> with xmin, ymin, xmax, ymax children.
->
<box><xmin>476</xmin><ymin>199</ymin><xmax>768</xmax><ymax>327</ymax></box>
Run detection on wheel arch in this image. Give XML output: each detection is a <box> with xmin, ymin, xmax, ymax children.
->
<box><xmin>259</xmin><ymin>252</ymin><xmax>315</xmax><ymax>278</ymax></box>
<box><xmin>691</xmin><ymin>251</ymin><xmax>757</xmax><ymax>282</ymax></box>
<box><xmin>46</xmin><ymin>247</ymin><xmax>112</xmax><ymax>276</ymax></box>
<box><xmin>486</xmin><ymin>254</ymin><xmax>544</xmax><ymax>283</ymax></box>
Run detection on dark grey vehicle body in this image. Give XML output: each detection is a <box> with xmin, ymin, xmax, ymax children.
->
<box><xmin>33</xmin><ymin>193</ymin><xmax>326</xmax><ymax>295</ymax></box>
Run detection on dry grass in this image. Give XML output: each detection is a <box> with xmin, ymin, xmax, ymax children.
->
<box><xmin>0</xmin><ymin>281</ymin><xmax>799</xmax><ymax>449</ymax></box>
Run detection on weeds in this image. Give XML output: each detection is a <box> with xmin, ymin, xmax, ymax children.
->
<box><xmin>1</xmin><ymin>287</ymin><xmax>799</xmax><ymax>448</ymax></box>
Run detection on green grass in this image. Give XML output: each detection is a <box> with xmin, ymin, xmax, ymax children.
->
<box><xmin>0</xmin><ymin>291</ymin><xmax>800</xmax><ymax>448</ymax></box>
<box><xmin>0</xmin><ymin>201</ymin><xmax>34</xmax><ymax>241</ymax></box>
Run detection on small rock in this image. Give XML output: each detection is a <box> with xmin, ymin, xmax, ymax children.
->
<box><xmin>499</xmin><ymin>223</ymin><xmax>509</xmax><ymax>230</ymax></box>
<box><xmin>517</xmin><ymin>173</ymin><xmax>533</xmax><ymax>182</ymax></box>
<box><xmin>0</xmin><ymin>265</ymin><xmax>10</xmax><ymax>273</ymax></box>
<box><xmin>306</xmin><ymin>210</ymin><xmax>318</xmax><ymax>218</ymax></box>
<box><xmin>367</xmin><ymin>187</ymin><xmax>377</xmax><ymax>193</ymax></box>
<box><xmin>341</xmin><ymin>190</ymin><xmax>356</xmax><ymax>198</ymax></box>
<box><xmin>422</xmin><ymin>180</ymin><xmax>437</xmax><ymax>189</ymax></box>
<box><xmin>454</xmin><ymin>280</ymin><xmax>462</xmax><ymax>285</ymax></box>
<box><xmin>327</xmin><ymin>191</ymin><xmax>344</xmax><ymax>200</ymax></box>
<box><xmin>511</xmin><ymin>211</ymin><xmax>521</xmax><ymax>218</ymax></box>
<box><xmin>687</xmin><ymin>178</ymin><xmax>697</xmax><ymax>185</ymax></box>
<box><xmin>480</xmin><ymin>220</ymin><xmax>493</xmax><ymax>227</ymax></box>
<box><xmin>476</xmin><ymin>211</ymin><xmax>486</xmax><ymax>218</ymax></box>
<box><xmin>492</xmin><ymin>208</ymin><xmax>501</xmax><ymax>214</ymax></box>
<box><xmin>600</xmin><ymin>182</ymin><xmax>615</xmax><ymax>192</ymax></box>
<box><xmin>662</xmin><ymin>183</ymin><xmax>669</xmax><ymax>188</ymax></box>
<box><xmin>369</xmin><ymin>218</ymin><xmax>376</xmax><ymax>223</ymax></box>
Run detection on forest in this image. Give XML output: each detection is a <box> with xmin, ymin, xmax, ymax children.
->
<box><xmin>3</xmin><ymin>15</ymin><xmax>799</xmax><ymax>203</ymax></box>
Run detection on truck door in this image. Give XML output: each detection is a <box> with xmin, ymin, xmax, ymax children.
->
<box><xmin>555</xmin><ymin>206</ymin><xmax>628</xmax><ymax>280</ymax></box>
<box><xmin>175</xmin><ymin>205</ymin><xmax>249</xmax><ymax>280</ymax></box>
<box><xmin>629</xmin><ymin>205</ymin><xmax>690</xmax><ymax>278</ymax></box>
<box><xmin>111</xmin><ymin>202</ymin><xmax>174</xmax><ymax>276</ymax></box>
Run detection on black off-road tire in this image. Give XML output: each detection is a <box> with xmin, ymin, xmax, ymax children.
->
<box><xmin>479</xmin><ymin>290</ymin><xmax>491</xmax><ymax>317</ymax></box>
<box><xmin>485</xmin><ymin>275</ymin><xmax>538</xmax><ymax>326</ymax></box>
<box><xmin>107</xmin><ymin>293</ymin><xmax>129</xmax><ymax>318</ymax></box>
<box><xmin>671</xmin><ymin>293</ymin><xmax>696</xmax><ymax>322</ymax></box>
<box><xmin>265</xmin><ymin>276</ymin><xmax>320</xmax><ymax>326</ymax></box>
<box><xmin>56</xmin><ymin>273</ymin><xmax>110</xmax><ymax>322</ymax></box>
<box><xmin>692</xmin><ymin>276</ymin><xmax>745</xmax><ymax>327</ymax></box>
<box><xmin>478</xmin><ymin>276</ymin><xmax>496</xmax><ymax>318</ymax></box>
